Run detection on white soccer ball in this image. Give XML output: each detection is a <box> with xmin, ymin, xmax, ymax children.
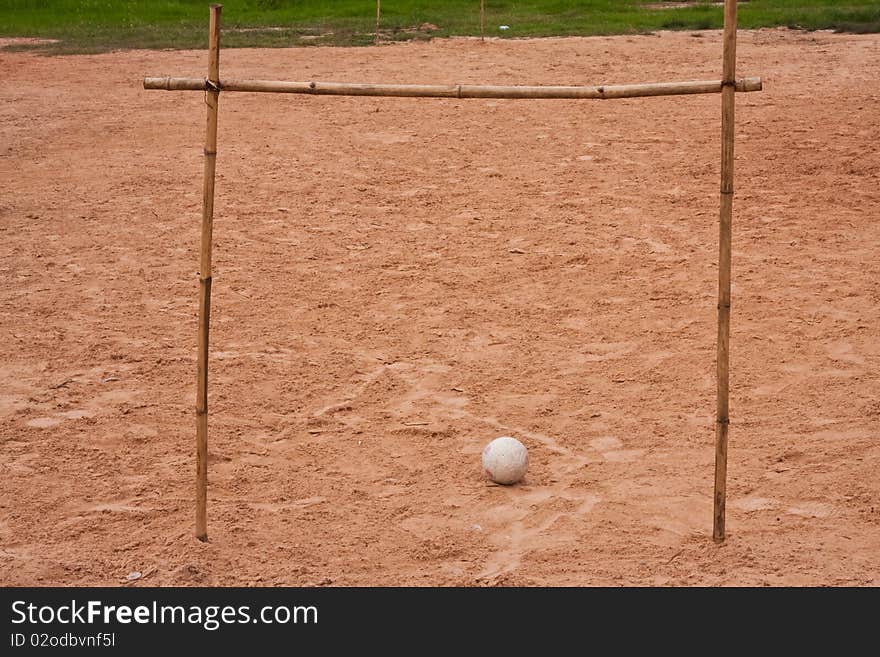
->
<box><xmin>482</xmin><ymin>436</ymin><xmax>528</xmax><ymax>485</ymax></box>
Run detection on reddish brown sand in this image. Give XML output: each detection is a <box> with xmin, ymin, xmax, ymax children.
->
<box><xmin>1</xmin><ymin>29</ymin><xmax>878</xmax><ymax>586</ymax></box>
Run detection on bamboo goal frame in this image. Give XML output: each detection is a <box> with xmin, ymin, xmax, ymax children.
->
<box><xmin>144</xmin><ymin>2</ymin><xmax>759</xmax><ymax>543</ymax></box>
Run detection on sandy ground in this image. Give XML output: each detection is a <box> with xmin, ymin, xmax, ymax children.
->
<box><xmin>1</xmin><ymin>29</ymin><xmax>878</xmax><ymax>586</ymax></box>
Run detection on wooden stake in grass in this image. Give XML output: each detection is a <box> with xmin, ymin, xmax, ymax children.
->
<box><xmin>376</xmin><ymin>0</ymin><xmax>381</xmax><ymax>45</ymax></box>
<box><xmin>480</xmin><ymin>0</ymin><xmax>485</xmax><ymax>41</ymax></box>
<box><xmin>196</xmin><ymin>3</ymin><xmax>222</xmax><ymax>542</ymax></box>
<box><xmin>714</xmin><ymin>0</ymin><xmax>737</xmax><ymax>543</ymax></box>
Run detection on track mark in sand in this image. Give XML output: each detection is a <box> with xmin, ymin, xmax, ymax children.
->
<box><xmin>0</xmin><ymin>545</ymin><xmax>42</xmax><ymax>564</ymax></box>
<box><xmin>787</xmin><ymin>502</ymin><xmax>834</xmax><ymax>518</ymax></box>
<box><xmin>753</xmin><ymin>360</ymin><xmax>811</xmax><ymax>397</ymax></box>
<box><xmin>312</xmin><ymin>364</ymin><xmax>394</xmax><ymax>418</ymax></box>
<box><xmin>313</xmin><ymin>361</ymin><xmax>575</xmax><ymax>459</ymax></box>
<box><xmin>643</xmin><ymin>237</ymin><xmax>672</xmax><ymax>254</ymax></box>
<box><xmin>589</xmin><ymin>436</ymin><xmax>644</xmax><ymax>463</ymax></box>
<box><xmin>458</xmin><ymin>413</ymin><xmax>574</xmax><ymax>457</ymax></box>
<box><xmin>590</xmin><ymin>436</ymin><xmax>622</xmax><ymax>451</ymax></box>
<box><xmin>477</xmin><ymin>430</ymin><xmax>647</xmax><ymax>580</ymax></box>
<box><xmin>421</xmin><ymin>373</ymin><xmax>575</xmax><ymax>452</ymax></box>
<box><xmin>555</xmin><ymin>336</ymin><xmax>636</xmax><ymax>364</ymax></box>
<box><xmin>26</xmin><ymin>417</ymin><xmax>62</xmax><ymax>428</ymax></box>
<box><xmin>600</xmin><ymin>449</ymin><xmax>645</xmax><ymax>463</ymax></box>
<box><xmin>26</xmin><ymin>409</ymin><xmax>94</xmax><ymax>428</ymax></box>
<box><xmin>60</xmin><ymin>409</ymin><xmax>92</xmax><ymax>420</ymax></box>
<box><xmin>731</xmin><ymin>496</ymin><xmax>778</xmax><ymax>512</ymax></box>
<box><xmin>477</xmin><ymin>491</ymin><xmax>602</xmax><ymax>581</ymax></box>
<box><xmin>213</xmin><ymin>347</ymin><xmax>296</xmax><ymax>362</ymax></box>
<box><xmin>641</xmin><ymin>349</ymin><xmax>675</xmax><ymax>370</ymax></box>
<box><xmin>366</xmin><ymin>362</ymin><xmax>624</xmax><ymax>582</ymax></box>
<box><xmin>316</xmin><ymin>361</ymin><xmax>583</xmax><ymax>460</ymax></box>
<box><xmin>311</xmin><ymin>360</ymin><xmax>607</xmax><ymax>583</ymax></box>
<box><xmin>86</xmin><ymin>502</ymin><xmax>148</xmax><ymax>513</ymax></box>
<box><xmin>826</xmin><ymin>342</ymin><xmax>866</xmax><ymax>367</ymax></box>
<box><xmin>376</xmin><ymin>362</ymin><xmax>574</xmax><ymax>456</ymax></box>
<box><xmin>479</xmin><ymin>520</ymin><xmax>526</xmax><ymax>580</ymax></box>
<box><xmin>359</xmin><ymin>132</ymin><xmax>414</xmax><ymax>145</ymax></box>
<box><xmin>58</xmin><ymin>499</ymin><xmax>154</xmax><ymax>528</ymax></box>
<box><xmin>249</xmin><ymin>496</ymin><xmax>326</xmax><ymax>512</ymax></box>
<box><xmin>0</xmin><ymin>394</ymin><xmax>29</xmax><ymax>419</ymax></box>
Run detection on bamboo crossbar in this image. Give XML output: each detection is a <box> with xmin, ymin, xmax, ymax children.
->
<box><xmin>144</xmin><ymin>76</ymin><xmax>762</xmax><ymax>99</ymax></box>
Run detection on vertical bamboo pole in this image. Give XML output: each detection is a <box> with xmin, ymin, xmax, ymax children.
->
<box><xmin>376</xmin><ymin>0</ymin><xmax>381</xmax><ymax>45</ymax></box>
<box><xmin>713</xmin><ymin>0</ymin><xmax>737</xmax><ymax>542</ymax></box>
<box><xmin>480</xmin><ymin>0</ymin><xmax>485</xmax><ymax>41</ymax></box>
<box><xmin>196</xmin><ymin>3</ymin><xmax>222</xmax><ymax>542</ymax></box>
